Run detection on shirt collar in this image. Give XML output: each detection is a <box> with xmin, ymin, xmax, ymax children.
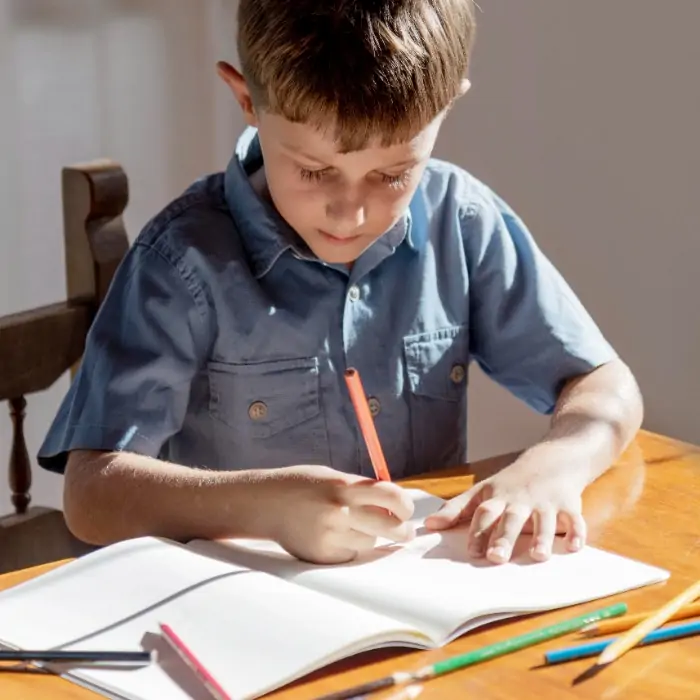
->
<box><xmin>224</xmin><ymin>127</ymin><xmax>420</xmax><ymax>278</ymax></box>
<box><xmin>224</xmin><ymin>128</ymin><xmax>301</xmax><ymax>278</ymax></box>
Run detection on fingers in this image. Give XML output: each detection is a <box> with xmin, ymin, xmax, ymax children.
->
<box><xmin>529</xmin><ymin>508</ymin><xmax>558</xmax><ymax>562</ymax></box>
<box><xmin>467</xmin><ymin>499</ymin><xmax>506</xmax><ymax>558</ymax></box>
<box><xmin>342</xmin><ymin>480</ymin><xmax>415</xmax><ymax>521</ymax></box>
<box><xmin>425</xmin><ymin>484</ymin><xmax>482</xmax><ymax>531</ymax></box>
<box><xmin>311</xmin><ymin>508</ymin><xmax>410</xmax><ymax>564</ymax></box>
<box><xmin>484</xmin><ymin>506</ymin><xmax>584</xmax><ymax>564</ymax></box>
<box><xmin>563</xmin><ymin>510</ymin><xmax>587</xmax><ymax>552</ymax></box>
<box><xmin>349</xmin><ymin>506</ymin><xmax>415</xmax><ymax>543</ymax></box>
<box><xmin>485</xmin><ymin>504</ymin><xmax>531</xmax><ymax>563</ymax></box>
<box><xmin>340</xmin><ymin>481</ymin><xmax>416</xmax><ymax>544</ymax></box>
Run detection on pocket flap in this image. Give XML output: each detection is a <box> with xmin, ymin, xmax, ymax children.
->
<box><xmin>208</xmin><ymin>357</ymin><xmax>321</xmax><ymax>437</ymax></box>
<box><xmin>403</xmin><ymin>325</ymin><xmax>469</xmax><ymax>401</ymax></box>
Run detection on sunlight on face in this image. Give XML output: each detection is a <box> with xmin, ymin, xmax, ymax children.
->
<box><xmin>255</xmin><ymin>113</ymin><xmax>445</xmax><ymax>264</ymax></box>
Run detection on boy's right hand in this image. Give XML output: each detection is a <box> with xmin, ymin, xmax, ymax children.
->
<box><xmin>260</xmin><ymin>465</ymin><xmax>416</xmax><ymax>564</ymax></box>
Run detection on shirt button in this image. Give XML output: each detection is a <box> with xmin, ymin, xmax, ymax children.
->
<box><xmin>348</xmin><ymin>285</ymin><xmax>361</xmax><ymax>302</ymax></box>
<box><xmin>248</xmin><ymin>401</ymin><xmax>268</xmax><ymax>421</ymax></box>
<box><xmin>368</xmin><ymin>397</ymin><xmax>381</xmax><ymax>417</ymax></box>
<box><xmin>450</xmin><ymin>364</ymin><xmax>466</xmax><ymax>384</ymax></box>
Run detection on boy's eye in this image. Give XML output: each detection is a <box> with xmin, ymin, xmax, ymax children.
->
<box><xmin>299</xmin><ymin>167</ymin><xmax>330</xmax><ymax>183</ymax></box>
<box><xmin>380</xmin><ymin>171</ymin><xmax>411</xmax><ymax>189</ymax></box>
<box><xmin>298</xmin><ymin>166</ymin><xmax>413</xmax><ymax>189</ymax></box>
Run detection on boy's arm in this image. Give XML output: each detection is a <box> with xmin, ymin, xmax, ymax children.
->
<box><xmin>519</xmin><ymin>357</ymin><xmax>643</xmax><ymax>487</ymax></box>
<box><xmin>63</xmin><ymin>450</ymin><xmax>274</xmax><ymax>544</ymax></box>
<box><xmin>64</xmin><ymin>450</ymin><xmax>416</xmax><ymax>562</ymax></box>
<box><xmin>425</xmin><ymin>184</ymin><xmax>643</xmax><ymax>563</ymax></box>
<box><xmin>426</xmin><ymin>359</ymin><xmax>642</xmax><ymax>563</ymax></box>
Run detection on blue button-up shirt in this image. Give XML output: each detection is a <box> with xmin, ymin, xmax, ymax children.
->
<box><xmin>38</xmin><ymin>128</ymin><xmax>616</xmax><ymax>479</ymax></box>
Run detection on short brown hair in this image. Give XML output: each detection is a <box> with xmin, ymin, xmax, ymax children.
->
<box><xmin>237</xmin><ymin>0</ymin><xmax>476</xmax><ymax>152</ymax></box>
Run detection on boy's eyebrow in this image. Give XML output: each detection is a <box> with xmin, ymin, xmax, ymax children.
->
<box><xmin>282</xmin><ymin>144</ymin><xmax>421</xmax><ymax>171</ymax></box>
<box><xmin>383</xmin><ymin>157</ymin><xmax>421</xmax><ymax>170</ymax></box>
<box><xmin>281</xmin><ymin>144</ymin><xmax>329</xmax><ymax>166</ymax></box>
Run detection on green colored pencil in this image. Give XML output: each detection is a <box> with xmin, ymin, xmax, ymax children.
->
<box><xmin>313</xmin><ymin>603</ymin><xmax>628</xmax><ymax>700</ymax></box>
<box><xmin>414</xmin><ymin>602</ymin><xmax>628</xmax><ymax>680</ymax></box>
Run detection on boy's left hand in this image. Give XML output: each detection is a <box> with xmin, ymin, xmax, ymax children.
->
<box><xmin>424</xmin><ymin>462</ymin><xmax>587</xmax><ymax>565</ymax></box>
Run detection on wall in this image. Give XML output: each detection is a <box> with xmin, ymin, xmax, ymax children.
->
<box><xmin>442</xmin><ymin>1</ymin><xmax>700</xmax><ymax>459</ymax></box>
<box><xmin>1</xmin><ymin>1</ymin><xmax>698</xmax><ymax>513</ymax></box>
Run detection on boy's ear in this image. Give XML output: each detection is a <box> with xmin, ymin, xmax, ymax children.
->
<box><xmin>458</xmin><ymin>78</ymin><xmax>472</xmax><ymax>96</ymax></box>
<box><xmin>216</xmin><ymin>61</ymin><xmax>258</xmax><ymax>127</ymax></box>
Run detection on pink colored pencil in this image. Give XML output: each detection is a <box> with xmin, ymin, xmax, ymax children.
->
<box><xmin>159</xmin><ymin>623</ymin><xmax>231</xmax><ymax>700</ymax></box>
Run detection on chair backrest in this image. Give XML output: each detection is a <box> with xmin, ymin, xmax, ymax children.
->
<box><xmin>0</xmin><ymin>160</ymin><xmax>129</xmax><ymax>515</ymax></box>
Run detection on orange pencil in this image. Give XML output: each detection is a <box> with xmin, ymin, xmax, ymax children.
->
<box><xmin>597</xmin><ymin>579</ymin><xmax>700</xmax><ymax>665</ymax></box>
<box><xmin>581</xmin><ymin>602</ymin><xmax>700</xmax><ymax>637</ymax></box>
<box><xmin>344</xmin><ymin>368</ymin><xmax>391</xmax><ymax>481</ymax></box>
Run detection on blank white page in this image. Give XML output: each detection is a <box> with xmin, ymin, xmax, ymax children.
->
<box><xmin>292</xmin><ymin>529</ymin><xmax>670</xmax><ymax>642</ymax></box>
<box><xmin>212</xmin><ymin>489</ymin><xmax>670</xmax><ymax>643</ymax></box>
<box><xmin>57</xmin><ymin>564</ymin><xmax>429</xmax><ymax>700</ymax></box>
<box><xmin>0</xmin><ymin>536</ymin><xmax>429</xmax><ymax>700</ymax></box>
<box><xmin>0</xmin><ymin>538</ymin><xmax>245</xmax><ymax>650</ymax></box>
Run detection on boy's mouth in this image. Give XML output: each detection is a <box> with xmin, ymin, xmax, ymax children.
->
<box><xmin>318</xmin><ymin>230</ymin><xmax>362</xmax><ymax>246</ymax></box>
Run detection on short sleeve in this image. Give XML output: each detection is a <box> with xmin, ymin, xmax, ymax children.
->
<box><xmin>38</xmin><ymin>241</ymin><xmax>212</xmax><ymax>473</ymax></box>
<box><xmin>464</xmin><ymin>190</ymin><xmax>617</xmax><ymax>414</ymax></box>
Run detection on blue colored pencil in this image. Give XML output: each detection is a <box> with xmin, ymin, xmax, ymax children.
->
<box><xmin>544</xmin><ymin>619</ymin><xmax>700</xmax><ymax>664</ymax></box>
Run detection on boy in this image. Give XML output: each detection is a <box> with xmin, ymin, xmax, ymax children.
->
<box><xmin>39</xmin><ymin>0</ymin><xmax>642</xmax><ymax>567</ymax></box>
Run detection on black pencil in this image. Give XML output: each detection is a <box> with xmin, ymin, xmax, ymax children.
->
<box><xmin>311</xmin><ymin>673</ymin><xmax>408</xmax><ymax>700</ymax></box>
<box><xmin>0</xmin><ymin>649</ymin><xmax>154</xmax><ymax>665</ymax></box>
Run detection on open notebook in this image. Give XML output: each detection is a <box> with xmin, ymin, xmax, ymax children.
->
<box><xmin>0</xmin><ymin>489</ymin><xmax>668</xmax><ymax>700</ymax></box>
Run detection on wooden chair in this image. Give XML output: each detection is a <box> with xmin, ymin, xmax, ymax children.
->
<box><xmin>0</xmin><ymin>160</ymin><xmax>130</xmax><ymax>573</ymax></box>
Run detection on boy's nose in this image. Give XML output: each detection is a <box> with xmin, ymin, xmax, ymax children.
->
<box><xmin>326</xmin><ymin>198</ymin><xmax>366</xmax><ymax>232</ymax></box>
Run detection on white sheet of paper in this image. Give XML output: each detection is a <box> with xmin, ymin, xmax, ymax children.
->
<box><xmin>207</xmin><ymin>489</ymin><xmax>670</xmax><ymax>643</ymax></box>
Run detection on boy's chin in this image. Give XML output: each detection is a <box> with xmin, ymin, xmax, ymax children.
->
<box><xmin>306</xmin><ymin>240</ymin><xmax>371</xmax><ymax>266</ymax></box>
<box><xmin>317</xmin><ymin>250</ymin><xmax>361</xmax><ymax>265</ymax></box>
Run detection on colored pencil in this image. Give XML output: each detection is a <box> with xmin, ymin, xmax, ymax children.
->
<box><xmin>344</xmin><ymin>368</ymin><xmax>391</xmax><ymax>481</ymax></box>
<box><xmin>159</xmin><ymin>623</ymin><xmax>231</xmax><ymax>700</ymax></box>
<box><xmin>597</xmin><ymin>580</ymin><xmax>700</xmax><ymax>665</ymax></box>
<box><xmin>312</xmin><ymin>603</ymin><xmax>627</xmax><ymax>700</ymax></box>
<box><xmin>581</xmin><ymin>601</ymin><xmax>700</xmax><ymax>637</ymax></box>
<box><xmin>545</xmin><ymin>619</ymin><xmax>700</xmax><ymax>664</ymax></box>
<box><xmin>0</xmin><ymin>649</ymin><xmax>153</xmax><ymax>665</ymax></box>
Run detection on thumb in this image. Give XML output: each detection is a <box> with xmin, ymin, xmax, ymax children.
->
<box><xmin>425</xmin><ymin>486</ymin><xmax>480</xmax><ymax>531</ymax></box>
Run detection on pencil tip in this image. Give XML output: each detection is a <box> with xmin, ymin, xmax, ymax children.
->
<box><xmin>598</xmin><ymin>648</ymin><xmax>615</xmax><ymax>665</ymax></box>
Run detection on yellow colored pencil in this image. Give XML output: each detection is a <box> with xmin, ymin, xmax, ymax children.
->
<box><xmin>598</xmin><ymin>580</ymin><xmax>700</xmax><ymax>665</ymax></box>
<box><xmin>581</xmin><ymin>602</ymin><xmax>700</xmax><ymax>637</ymax></box>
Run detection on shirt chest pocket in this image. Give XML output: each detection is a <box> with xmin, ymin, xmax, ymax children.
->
<box><xmin>207</xmin><ymin>357</ymin><xmax>330</xmax><ymax>468</ymax></box>
<box><xmin>403</xmin><ymin>325</ymin><xmax>469</xmax><ymax>474</ymax></box>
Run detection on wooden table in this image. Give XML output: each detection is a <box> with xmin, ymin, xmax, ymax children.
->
<box><xmin>1</xmin><ymin>429</ymin><xmax>699</xmax><ymax>699</ymax></box>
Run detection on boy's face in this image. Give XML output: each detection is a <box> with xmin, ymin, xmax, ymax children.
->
<box><xmin>255</xmin><ymin>113</ymin><xmax>443</xmax><ymax>264</ymax></box>
<box><xmin>219</xmin><ymin>64</ymin><xmax>445</xmax><ymax>264</ymax></box>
